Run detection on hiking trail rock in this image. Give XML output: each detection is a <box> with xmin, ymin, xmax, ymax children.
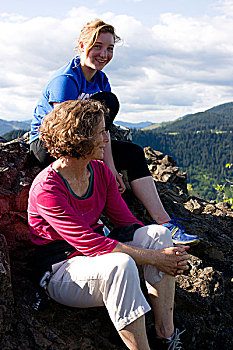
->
<box><xmin>0</xmin><ymin>136</ymin><xmax>232</xmax><ymax>350</ymax></box>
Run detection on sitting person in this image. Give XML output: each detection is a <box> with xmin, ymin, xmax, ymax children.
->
<box><xmin>29</xmin><ymin>18</ymin><xmax>199</xmax><ymax>246</ymax></box>
<box><xmin>28</xmin><ymin>99</ymin><xmax>189</xmax><ymax>350</ymax></box>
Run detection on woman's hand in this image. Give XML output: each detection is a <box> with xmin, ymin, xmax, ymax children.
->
<box><xmin>113</xmin><ymin>243</ymin><xmax>190</xmax><ymax>277</ymax></box>
<box><xmin>113</xmin><ymin>170</ymin><xmax>126</xmax><ymax>194</ymax></box>
<box><xmin>152</xmin><ymin>245</ymin><xmax>190</xmax><ymax>276</ymax></box>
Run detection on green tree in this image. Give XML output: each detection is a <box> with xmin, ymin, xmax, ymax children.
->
<box><xmin>215</xmin><ymin>163</ymin><xmax>233</xmax><ymax>208</ymax></box>
<box><xmin>2</xmin><ymin>129</ymin><xmax>28</xmax><ymax>141</ymax></box>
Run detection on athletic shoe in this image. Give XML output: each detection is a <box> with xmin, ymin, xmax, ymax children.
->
<box><xmin>161</xmin><ymin>216</ymin><xmax>200</xmax><ymax>245</ymax></box>
<box><xmin>147</xmin><ymin>327</ymin><xmax>185</xmax><ymax>350</ymax></box>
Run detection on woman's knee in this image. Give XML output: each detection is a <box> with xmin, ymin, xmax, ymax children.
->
<box><xmin>30</xmin><ymin>139</ymin><xmax>54</xmax><ymax>167</ymax></box>
<box><xmin>125</xmin><ymin>143</ymin><xmax>151</xmax><ymax>181</ymax></box>
<box><xmin>127</xmin><ymin>142</ymin><xmax>145</xmax><ymax>159</ymax></box>
<box><xmin>150</xmin><ymin>224</ymin><xmax>173</xmax><ymax>248</ymax></box>
<box><xmin>134</xmin><ymin>225</ymin><xmax>173</xmax><ymax>250</ymax></box>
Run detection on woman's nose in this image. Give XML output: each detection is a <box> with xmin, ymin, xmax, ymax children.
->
<box><xmin>103</xmin><ymin>131</ymin><xmax>110</xmax><ymax>143</ymax></box>
<box><xmin>100</xmin><ymin>48</ymin><xmax>107</xmax><ymax>58</ymax></box>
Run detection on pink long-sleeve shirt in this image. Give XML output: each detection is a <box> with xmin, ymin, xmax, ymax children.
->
<box><xmin>28</xmin><ymin>160</ymin><xmax>143</xmax><ymax>257</ymax></box>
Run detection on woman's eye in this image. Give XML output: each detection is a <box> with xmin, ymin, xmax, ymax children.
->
<box><xmin>108</xmin><ymin>47</ymin><xmax>114</xmax><ymax>52</ymax></box>
<box><xmin>94</xmin><ymin>45</ymin><xmax>101</xmax><ymax>49</ymax></box>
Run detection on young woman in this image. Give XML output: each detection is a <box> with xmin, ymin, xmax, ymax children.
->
<box><xmin>29</xmin><ymin>19</ymin><xmax>199</xmax><ymax>246</ymax></box>
<box><xmin>28</xmin><ymin>99</ymin><xmax>189</xmax><ymax>350</ymax></box>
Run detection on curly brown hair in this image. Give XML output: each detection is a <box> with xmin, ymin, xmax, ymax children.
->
<box><xmin>39</xmin><ymin>99</ymin><xmax>107</xmax><ymax>159</ymax></box>
<box><xmin>76</xmin><ymin>19</ymin><xmax>121</xmax><ymax>56</ymax></box>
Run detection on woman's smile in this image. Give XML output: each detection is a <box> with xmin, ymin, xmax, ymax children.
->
<box><xmin>81</xmin><ymin>32</ymin><xmax>114</xmax><ymax>73</ymax></box>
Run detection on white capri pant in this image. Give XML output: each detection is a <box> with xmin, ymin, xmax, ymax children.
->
<box><xmin>47</xmin><ymin>224</ymin><xmax>173</xmax><ymax>331</ymax></box>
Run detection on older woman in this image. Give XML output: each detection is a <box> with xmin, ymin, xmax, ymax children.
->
<box><xmin>28</xmin><ymin>99</ymin><xmax>189</xmax><ymax>350</ymax></box>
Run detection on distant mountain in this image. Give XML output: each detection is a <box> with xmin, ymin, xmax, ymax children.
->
<box><xmin>2</xmin><ymin>101</ymin><xmax>232</xmax><ymax>136</ymax></box>
<box><xmin>132</xmin><ymin>101</ymin><xmax>233</xmax><ymax>200</ymax></box>
<box><xmin>114</xmin><ymin>121</ymin><xmax>153</xmax><ymax>130</ymax></box>
<box><xmin>0</xmin><ymin>118</ymin><xmax>153</xmax><ymax>136</ymax></box>
<box><xmin>143</xmin><ymin>102</ymin><xmax>233</xmax><ymax>133</ymax></box>
<box><xmin>0</xmin><ymin>118</ymin><xmax>31</xmax><ymax>136</ymax></box>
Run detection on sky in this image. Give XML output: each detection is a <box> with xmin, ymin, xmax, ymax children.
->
<box><xmin>1</xmin><ymin>0</ymin><xmax>233</xmax><ymax>123</ymax></box>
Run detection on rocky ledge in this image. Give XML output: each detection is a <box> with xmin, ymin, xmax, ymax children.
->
<box><xmin>0</xmin><ymin>136</ymin><xmax>232</xmax><ymax>350</ymax></box>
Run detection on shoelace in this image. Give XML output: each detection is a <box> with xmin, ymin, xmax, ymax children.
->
<box><xmin>167</xmin><ymin>329</ymin><xmax>185</xmax><ymax>350</ymax></box>
<box><xmin>169</xmin><ymin>213</ymin><xmax>190</xmax><ymax>232</ymax></box>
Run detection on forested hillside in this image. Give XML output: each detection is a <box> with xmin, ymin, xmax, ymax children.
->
<box><xmin>2</xmin><ymin>129</ymin><xmax>28</xmax><ymax>141</ymax></box>
<box><xmin>143</xmin><ymin>102</ymin><xmax>233</xmax><ymax>133</ymax></box>
<box><xmin>133</xmin><ymin>102</ymin><xmax>233</xmax><ymax>200</ymax></box>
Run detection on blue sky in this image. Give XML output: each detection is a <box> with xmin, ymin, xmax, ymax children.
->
<box><xmin>1</xmin><ymin>0</ymin><xmax>233</xmax><ymax>122</ymax></box>
<box><xmin>0</xmin><ymin>0</ymin><xmax>219</xmax><ymax>26</ymax></box>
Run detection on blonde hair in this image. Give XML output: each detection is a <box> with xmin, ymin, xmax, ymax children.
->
<box><xmin>76</xmin><ymin>19</ymin><xmax>121</xmax><ymax>55</ymax></box>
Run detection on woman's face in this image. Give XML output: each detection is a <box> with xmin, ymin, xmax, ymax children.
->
<box><xmin>80</xmin><ymin>32</ymin><xmax>114</xmax><ymax>71</ymax></box>
<box><xmin>91</xmin><ymin>116</ymin><xmax>109</xmax><ymax>160</ymax></box>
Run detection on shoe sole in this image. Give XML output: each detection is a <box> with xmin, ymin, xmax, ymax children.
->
<box><xmin>172</xmin><ymin>238</ymin><xmax>200</xmax><ymax>245</ymax></box>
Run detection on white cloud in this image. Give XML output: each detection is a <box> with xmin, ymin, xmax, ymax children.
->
<box><xmin>215</xmin><ymin>0</ymin><xmax>233</xmax><ymax>16</ymax></box>
<box><xmin>0</xmin><ymin>12</ymin><xmax>28</xmax><ymax>22</ymax></box>
<box><xmin>112</xmin><ymin>9</ymin><xmax>233</xmax><ymax>121</ymax></box>
<box><xmin>0</xmin><ymin>4</ymin><xmax>233</xmax><ymax>123</ymax></box>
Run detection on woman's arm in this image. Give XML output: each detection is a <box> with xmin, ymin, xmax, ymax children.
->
<box><xmin>103</xmin><ymin>132</ymin><xmax>126</xmax><ymax>193</ymax></box>
<box><xmin>29</xmin><ymin>176</ymin><xmax>118</xmax><ymax>257</ymax></box>
<box><xmin>112</xmin><ymin>242</ymin><xmax>190</xmax><ymax>276</ymax></box>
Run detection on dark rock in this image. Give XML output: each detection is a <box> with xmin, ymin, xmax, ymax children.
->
<box><xmin>0</xmin><ymin>136</ymin><xmax>232</xmax><ymax>349</ymax></box>
<box><xmin>0</xmin><ymin>234</ymin><xmax>14</xmax><ymax>336</ymax></box>
<box><xmin>0</xmin><ymin>139</ymin><xmax>40</xmax><ymax>249</ymax></box>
